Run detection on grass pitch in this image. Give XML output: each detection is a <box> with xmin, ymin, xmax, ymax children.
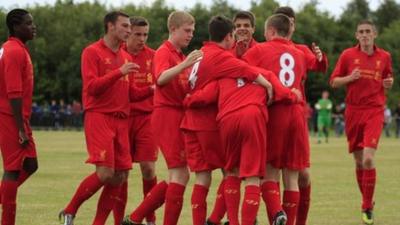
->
<box><xmin>5</xmin><ymin>131</ymin><xmax>400</xmax><ymax>225</ymax></box>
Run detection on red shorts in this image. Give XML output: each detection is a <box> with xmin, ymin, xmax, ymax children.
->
<box><xmin>129</xmin><ymin>114</ymin><xmax>158</xmax><ymax>162</ymax></box>
<box><xmin>84</xmin><ymin>112</ymin><xmax>132</xmax><ymax>170</ymax></box>
<box><xmin>0</xmin><ymin>114</ymin><xmax>37</xmax><ymax>171</ymax></box>
<box><xmin>267</xmin><ymin>104</ymin><xmax>309</xmax><ymax>170</ymax></box>
<box><xmin>345</xmin><ymin>107</ymin><xmax>384</xmax><ymax>153</ymax></box>
<box><xmin>183</xmin><ymin>130</ymin><xmax>224</xmax><ymax>172</ymax></box>
<box><xmin>152</xmin><ymin>107</ymin><xmax>186</xmax><ymax>169</ymax></box>
<box><xmin>219</xmin><ymin>105</ymin><xmax>267</xmax><ymax>178</ymax></box>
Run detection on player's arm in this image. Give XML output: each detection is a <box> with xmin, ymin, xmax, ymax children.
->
<box><xmin>82</xmin><ymin>48</ymin><xmax>139</xmax><ymax>96</ymax></box>
<box><xmin>129</xmin><ymin>82</ymin><xmax>154</xmax><ymax>102</ymax></box>
<box><xmin>157</xmin><ymin>49</ymin><xmax>202</xmax><ymax>86</ymax></box>
<box><xmin>183</xmin><ymin>81</ymin><xmax>219</xmax><ymax>108</ymax></box>
<box><xmin>382</xmin><ymin>54</ymin><xmax>394</xmax><ymax>90</ymax></box>
<box><xmin>309</xmin><ymin>42</ymin><xmax>328</xmax><ymax>73</ymax></box>
<box><xmin>4</xmin><ymin>48</ymin><xmax>29</xmax><ymax>147</ymax></box>
<box><xmin>330</xmin><ymin>53</ymin><xmax>360</xmax><ymax>88</ymax></box>
<box><xmin>330</xmin><ymin>68</ymin><xmax>360</xmax><ymax>88</ymax></box>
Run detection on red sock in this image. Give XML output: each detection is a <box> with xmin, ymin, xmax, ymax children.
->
<box><xmin>130</xmin><ymin>181</ymin><xmax>167</xmax><ymax>222</ymax></box>
<box><xmin>163</xmin><ymin>182</ymin><xmax>186</xmax><ymax>225</ymax></box>
<box><xmin>241</xmin><ymin>185</ymin><xmax>260</xmax><ymax>225</ymax></box>
<box><xmin>261</xmin><ymin>181</ymin><xmax>282</xmax><ymax>224</ymax></box>
<box><xmin>208</xmin><ymin>179</ymin><xmax>226</xmax><ymax>224</ymax></box>
<box><xmin>92</xmin><ymin>184</ymin><xmax>122</xmax><ymax>225</ymax></box>
<box><xmin>362</xmin><ymin>168</ymin><xmax>376</xmax><ymax>210</ymax></box>
<box><xmin>224</xmin><ymin>176</ymin><xmax>241</xmax><ymax>225</ymax></box>
<box><xmin>283</xmin><ymin>190</ymin><xmax>300</xmax><ymax>225</ymax></box>
<box><xmin>356</xmin><ymin>169</ymin><xmax>363</xmax><ymax>195</ymax></box>
<box><xmin>64</xmin><ymin>173</ymin><xmax>103</xmax><ymax>215</ymax></box>
<box><xmin>143</xmin><ymin>177</ymin><xmax>157</xmax><ymax>223</ymax></box>
<box><xmin>1</xmin><ymin>180</ymin><xmax>18</xmax><ymax>225</ymax></box>
<box><xmin>191</xmin><ymin>184</ymin><xmax>209</xmax><ymax>225</ymax></box>
<box><xmin>113</xmin><ymin>181</ymin><xmax>128</xmax><ymax>225</ymax></box>
<box><xmin>0</xmin><ymin>171</ymin><xmax>32</xmax><ymax>205</ymax></box>
<box><xmin>296</xmin><ymin>185</ymin><xmax>311</xmax><ymax>225</ymax></box>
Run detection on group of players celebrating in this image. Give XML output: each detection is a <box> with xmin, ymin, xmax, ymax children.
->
<box><xmin>0</xmin><ymin>4</ymin><xmax>394</xmax><ymax>225</ymax></box>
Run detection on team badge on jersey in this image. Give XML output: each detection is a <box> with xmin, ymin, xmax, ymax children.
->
<box><xmin>146</xmin><ymin>60</ymin><xmax>151</xmax><ymax>69</ymax></box>
<box><xmin>104</xmin><ymin>58</ymin><xmax>112</xmax><ymax>65</ymax></box>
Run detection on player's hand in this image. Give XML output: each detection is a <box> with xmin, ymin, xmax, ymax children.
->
<box><xmin>18</xmin><ymin>130</ymin><xmax>29</xmax><ymax>148</ymax></box>
<box><xmin>349</xmin><ymin>68</ymin><xmax>361</xmax><ymax>82</ymax></box>
<box><xmin>311</xmin><ymin>42</ymin><xmax>323</xmax><ymax>62</ymax></box>
<box><xmin>120</xmin><ymin>62</ymin><xmax>140</xmax><ymax>75</ymax></box>
<box><xmin>236</xmin><ymin>38</ymin><xmax>249</xmax><ymax>57</ymax></box>
<box><xmin>183</xmin><ymin>50</ymin><xmax>203</xmax><ymax>68</ymax></box>
<box><xmin>383</xmin><ymin>76</ymin><xmax>394</xmax><ymax>89</ymax></box>
<box><xmin>291</xmin><ymin>88</ymin><xmax>303</xmax><ymax>103</ymax></box>
<box><xmin>265</xmin><ymin>80</ymin><xmax>274</xmax><ymax>106</ymax></box>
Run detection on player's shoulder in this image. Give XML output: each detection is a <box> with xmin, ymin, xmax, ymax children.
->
<box><xmin>375</xmin><ymin>46</ymin><xmax>391</xmax><ymax>58</ymax></box>
<box><xmin>120</xmin><ymin>48</ymin><xmax>133</xmax><ymax>60</ymax></box>
<box><xmin>1</xmin><ymin>39</ymin><xmax>26</xmax><ymax>58</ymax></box>
<box><xmin>144</xmin><ymin>45</ymin><xmax>156</xmax><ymax>54</ymax></box>
<box><xmin>83</xmin><ymin>40</ymin><xmax>101</xmax><ymax>54</ymax></box>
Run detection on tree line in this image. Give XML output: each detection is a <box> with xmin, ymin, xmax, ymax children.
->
<box><xmin>0</xmin><ymin>0</ymin><xmax>399</xmax><ymax>107</ymax></box>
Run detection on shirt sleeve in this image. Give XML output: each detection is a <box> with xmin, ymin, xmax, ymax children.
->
<box><xmin>129</xmin><ymin>81</ymin><xmax>153</xmax><ymax>102</ymax></box>
<box><xmin>3</xmin><ymin>47</ymin><xmax>24</xmax><ymax>98</ymax></box>
<box><xmin>81</xmin><ymin>47</ymin><xmax>123</xmax><ymax>96</ymax></box>
<box><xmin>330</xmin><ymin>52</ymin><xmax>347</xmax><ymax>83</ymax></box>
<box><xmin>382</xmin><ymin>52</ymin><xmax>393</xmax><ymax>79</ymax></box>
<box><xmin>242</xmin><ymin>45</ymin><xmax>261</xmax><ymax>66</ymax></box>
<box><xmin>300</xmin><ymin>45</ymin><xmax>328</xmax><ymax>73</ymax></box>
<box><xmin>153</xmin><ymin>48</ymin><xmax>171</xmax><ymax>80</ymax></box>
<box><xmin>183</xmin><ymin>80</ymin><xmax>219</xmax><ymax>108</ymax></box>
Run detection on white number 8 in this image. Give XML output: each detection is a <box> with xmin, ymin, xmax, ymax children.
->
<box><xmin>279</xmin><ymin>53</ymin><xmax>295</xmax><ymax>87</ymax></box>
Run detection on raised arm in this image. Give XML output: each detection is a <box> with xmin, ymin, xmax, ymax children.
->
<box><xmin>82</xmin><ymin>48</ymin><xmax>138</xmax><ymax>96</ymax></box>
<box><xmin>157</xmin><ymin>49</ymin><xmax>203</xmax><ymax>86</ymax></box>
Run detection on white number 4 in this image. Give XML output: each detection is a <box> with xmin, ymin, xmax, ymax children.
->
<box><xmin>279</xmin><ymin>53</ymin><xmax>295</xmax><ymax>87</ymax></box>
<box><xmin>188</xmin><ymin>61</ymin><xmax>201</xmax><ymax>90</ymax></box>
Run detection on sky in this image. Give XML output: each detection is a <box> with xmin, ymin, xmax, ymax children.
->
<box><xmin>0</xmin><ymin>0</ymin><xmax>383</xmax><ymax>18</ymax></box>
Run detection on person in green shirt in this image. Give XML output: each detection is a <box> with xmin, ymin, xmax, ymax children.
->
<box><xmin>315</xmin><ymin>90</ymin><xmax>332</xmax><ymax>143</ymax></box>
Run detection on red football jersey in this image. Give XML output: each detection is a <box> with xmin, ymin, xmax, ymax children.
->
<box><xmin>330</xmin><ymin>45</ymin><xmax>393</xmax><ymax>108</ymax></box>
<box><xmin>124</xmin><ymin>45</ymin><xmax>155</xmax><ymax>115</ymax></box>
<box><xmin>0</xmin><ymin>37</ymin><xmax>34</xmax><ymax>118</ymax></box>
<box><xmin>81</xmin><ymin>39</ymin><xmax>133</xmax><ymax>117</ymax></box>
<box><xmin>153</xmin><ymin>40</ymin><xmax>189</xmax><ymax>108</ymax></box>
<box><xmin>181</xmin><ymin>41</ymin><xmax>263</xmax><ymax>131</ymax></box>
<box><xmin>243</xmin><ymin>38</ymin><xmax>307</xmax><ymax>103</ymax></box>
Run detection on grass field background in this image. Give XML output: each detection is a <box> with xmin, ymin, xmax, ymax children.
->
<box><xmin>4</xmin><ymin>131</ymin><xmax>400</xmax><ymax>225</ymax></box>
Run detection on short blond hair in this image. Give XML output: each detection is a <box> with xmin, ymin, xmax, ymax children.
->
<box><xmin>167</xmin><ymin>11</ymin><xmax>195</xmax><ymax>32</ymax></box>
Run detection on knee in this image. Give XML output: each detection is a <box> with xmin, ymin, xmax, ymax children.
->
<box><xmin>170</xmin><ymin>168</ymin><xmax>190</xmax><ymax>185</ymax></box>
<box><xmin>363</xmin><ymin>156</ymin><xmax>375</xmax><ymax>169</ymax></box>
<box><xmin>112</xmin><ymin>171</ymin><xmax>129</xmax><ymax>185</ymax></box>
<box><xmin>140</xmin><ymin>163</ymin><xmax>155</xmax><ymax>180</ymax></box>
<box><xmin>354</xmin><ymin>158</ymin><xmax>363</xmax><ymax>169</ymax></box>
<box><xmin>195</xmin><ymin>171</ymin><xmax>212</xmax><ymax>187</ymax></box>
<box><xmin>97</xmin><ymin>169</ymin><xmax>115</xmax><ymax>183</ymax></box>
<box><xmin>298</xmin><ymin>170</ymin><xmax>311</xmax><ymax>187</ymax></box>
<box><xmin>25</xmin><ymin>162</ymin><xmax>38</xmax><ymax>175</ymax></box>
<box><xmin>23</xmin><ymin>158</ymin><xmax>38</xmax><ymax>175</ymax></box>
